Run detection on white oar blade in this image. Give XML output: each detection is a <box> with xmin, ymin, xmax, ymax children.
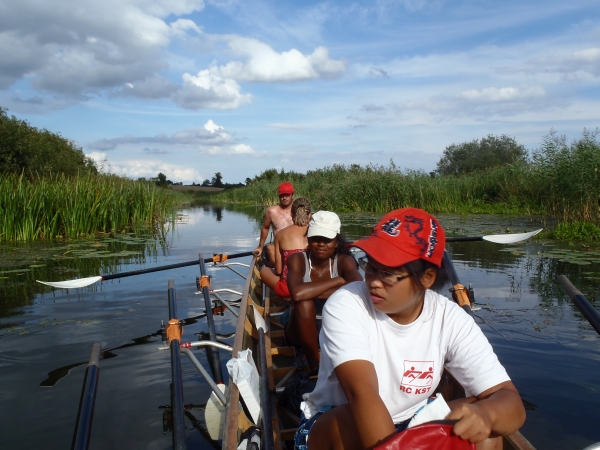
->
<box><xmin>204</xmin><ymin>384</ymin><xmax>226</xmax><ymax>440</ymax></box>
<box><xmin>483</xmin><ymin>228</ymin><xmax>542</xmax><ymax>244</ymax></box>
<box><xmin>36</xmin><ymin>276</ymin><xmax>102</xmax><ymax>289</ymax></box>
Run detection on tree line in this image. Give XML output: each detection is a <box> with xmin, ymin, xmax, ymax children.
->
<box><xmin>0</xmin><ymin>107</ymin><xmax>97</xmax><ymax>177</ymax></box>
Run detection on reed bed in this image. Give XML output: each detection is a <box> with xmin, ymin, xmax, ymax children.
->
<box><xmin>0</xmin><ymin>173</ymin><xmax>184</xmax><ymax>241</ymax></box>
<box><xmin>218</xmin><ymin>164</ymin><xmax>544</xmax><ymax>215</ymax></box>
<box><xmin>217</xmin><ymin>128</ymin><xmax>600</xmax><ymax>226</ymax></box>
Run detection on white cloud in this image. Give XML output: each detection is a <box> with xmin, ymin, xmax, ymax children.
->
<box><xmin>104</xmin><ymin>158</ymin><xmax>203</xmax><ymax>183</ymax></box>
<box><xmin>506</xmin><ymin>46</ymin><xmax>600</xmax><ymax>80</ymax></box>
<box><xmin>87</xmin><ymin>120</ymin><xmax>262</xmax><ymax>158</ymax></box>
<box><xmin>173</xmin><ymin>67</ymin><xmax>252</xmax><ymax>109</ymax></box>
<box><xmin>459</xmin><ymin>86</ymin><xmax>545</xmax><ymax>102</ymax></box>
<box><xmin>204</xmin><ymin>119</ymin><xmax>224</xmax><ymax>133</ymax></box>
<box><xmin>86</xmin><ymin>151</ymin><xmax>108</xmax><ymax>163</ymax></box>
<box><xmin>217</xmin><ymin>37</ymin><xmax>345</xmax><ymax>82</ymax></box>
<box><xmin>90</xmin><ymin>122</ymin><xmax>233</xmax><ymax>150</ymax></box>
<box><xmin>200</xmin><ymin>143</ymin><xmax>260</xmax><ymax>156</ymax></box>
<box><xmin>170</xmin><ymin>18</ymin><xmax>202</xmax><ymax>37</ymax></box>
<box><xmin>0</xmin><ymin>0</ymin><xmax>196</xmax><ymax>102</ymax></box>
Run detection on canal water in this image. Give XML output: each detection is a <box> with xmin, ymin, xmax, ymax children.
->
<box><xmin>0</xmin><ymin>204</ymin><xmax>599</xmax><ymax>449</ymax></box>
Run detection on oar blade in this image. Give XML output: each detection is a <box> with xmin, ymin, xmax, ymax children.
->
<box><xmin>482</xmin><ymin>228</ymin><xmax>542</xmax><ymax>244</ymax></box>
<box><xmin>36</xmin><ymin>276</ymin><xmax>102</xmax><ymax>289</ymax></box>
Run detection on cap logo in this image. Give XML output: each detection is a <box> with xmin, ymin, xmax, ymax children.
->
<box><xmin>426</xmin><ymin>219</ymin><xmax>439</xmax><ymax>258</ymax></box>
<box><xmin>404</xmin><ymin>215</ymin><xmax>427</xmax><ymax>255</ymax></box>
<box><xmin>381</xmin><ymin>218</ymin><xmax>402</xmax><ymax>236</ymax></box>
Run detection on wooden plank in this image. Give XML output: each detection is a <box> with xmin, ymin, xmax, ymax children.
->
<box><xmin>244</xmin><ymin>319</ymin><xmax>258</xmax><ymax>341</ymax></box>
<box><xmin>223</xmin><ymin>256</ymin><xmax>258</xmax><ymax>450</ymax></box>
<box><xmin>271</xmin><ymin>396</ymin><xmax>282</xmax><ymax>450</ymax></box>
<box><xmin>275</xmin><ymin>367</ymin><xmax>297</xmax><ymax>389</ymax></box>
<box><xmin>271</xmin><ymin>346</ymin><xmax>295</xmax><ymax>357</ymax></box>
<box><xmin>270</xmin><ymin>330</ymin><xmax>285</xmax><ymax>338</ymax></box>
<box><xmin>273</xmin><ymin>367</ymin><xmax>295</xmax><ymax>379</ymax></box>
<box><xmin>504</xmin><ymin>431</ymin><xmax>536</xmax><ymax>450</ymax></box>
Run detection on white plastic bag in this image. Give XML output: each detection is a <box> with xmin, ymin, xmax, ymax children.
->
<box><xmin>226</xmin><ymin>349</ymin><xmax>261</xmax><ymax>423</ymax></box>
<box><xmin>407</xmin><ymin>393</ymin><xmax>451</xmax><ymax>429</ymax></box>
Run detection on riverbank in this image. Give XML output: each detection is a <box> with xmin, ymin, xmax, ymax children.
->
<box><xmin>214</xmin><ymin>129</ymin><xmax>600</xmax><ymax>240</ymax></box>
<box><xmin>0</xmin><ymin>173</ymin><xmax>188</xmax><ymax>241</ymax></box>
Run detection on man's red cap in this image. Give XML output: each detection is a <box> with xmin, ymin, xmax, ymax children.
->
<box><xmin>278</xmin><ymin>182</ymin><xmax>294</xmax><ymax>195</ymax></box>
<box><xmin>350</xmin><ymin>208</ymin><xmax>445</xmax><ymax>268</ymax></box>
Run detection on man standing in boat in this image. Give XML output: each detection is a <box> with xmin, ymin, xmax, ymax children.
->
<box><xmin>253</xmin><ymin>182</ymin><xmax>295</xmax><ymax>264</ymax></box>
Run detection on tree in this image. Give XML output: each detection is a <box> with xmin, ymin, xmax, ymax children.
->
<box><xmin>202</xmin><ymin>179</ymin><xmax>211</xmax><ymax>187</ymax></box>
<box><xmin>435</xmin><ymin>134</ymin><xmax>527</xmax><ymax>176</ymax></box>
<box><xmin>154</xmin><ymin>172</ymin><xmax>172</xmax><ymax>187</ymax></box>
<box><xmin>211</xmin><ymin>172</ymin><xmax>224</xmax><ymax>188</ymax></box>
<box><xmin>0</xmin><ymin>107</ymin><xmax>98</xmax><ymax>176</ymax></box>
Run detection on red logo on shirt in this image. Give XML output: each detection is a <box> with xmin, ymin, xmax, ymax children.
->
<box><xmin>399</xmin><ymin>361</ymin><xmax>434</xmax><ymax>395</ymax></box>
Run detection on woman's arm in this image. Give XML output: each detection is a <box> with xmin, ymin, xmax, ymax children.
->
<box><xmin>274</xmin><ymin>233</ymin><xmax>282</xmax><ymax>275</ymax></box>
<box><xmin>335</xmin><ymin>360</ymin><xmax>396</xmax><ymax>448</ymax></box>
<box><xmin>338</xmin><ymin>254</ymin><xmax>364</xmax><ymax>283</ymax></box>
<box><xmin>287</xmin><ymin>253</ymin><xmax>345</xmax><ymax>303</ymax></box>
<box><xmin>299</xmin><ymin>255</ymin><xmax>363</xmax><ymax>299</ymax></box>
<box><xmin>446</xmin><ymin>380</ymin><xmax>526</xmax><ymax>443</ymax></box>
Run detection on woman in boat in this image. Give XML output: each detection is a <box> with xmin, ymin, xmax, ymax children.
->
<box><xmin>297</xmin><ymin>208</ymin><xmax>526</xmax><ymax>449</ymax></box>
<box><xmin>260</xmin><ymin>197</ymin><xmax>312</xmax><ymax>298</ymax></box>
<box><xmin>286</xmin><ymin>211</ymin><xmax>363</xmax><ymax>372</ymax></box>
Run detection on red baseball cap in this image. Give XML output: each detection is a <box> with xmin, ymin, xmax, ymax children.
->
<box><xmin>278</xmin><ymin>182</ymin><xmax>294</xmax><ymax>195</ymax></box>
<box><xmin>350</xmin><ymin>208</ymin><xmax>445</xmax><ymax>268</ymax></box>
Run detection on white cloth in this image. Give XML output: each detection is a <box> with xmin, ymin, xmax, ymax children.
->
<box><xmin>301</xmin><ymin>281</ymin><xmax>509</xmax><ymax>423</ymax></box>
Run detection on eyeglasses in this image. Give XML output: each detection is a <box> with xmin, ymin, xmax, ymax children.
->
<box><xmin>358</xmin><ymin>258</ymin><xmax>411</xmax><ymax>286</ymax></box>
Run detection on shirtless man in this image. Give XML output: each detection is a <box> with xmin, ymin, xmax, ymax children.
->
<box><xmin>253</xmin><ymin>182</ymin><xmax>295</xmax><ymax>263</ymax></box>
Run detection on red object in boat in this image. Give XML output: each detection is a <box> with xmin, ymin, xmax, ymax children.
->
<box><xmin>374</xmin><ymin>421</ymin><xmax>475</xmax><ymax>450</ymax></box>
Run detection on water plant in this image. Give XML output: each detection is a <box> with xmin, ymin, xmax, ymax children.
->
<box><xmin>0</xmin><ymin>172</ymin><xmax>185</xmax><ymax>241</ymax></box>
<box><xmin>216</xmin><ymin>128</ymin><xmax>600</xmax><ymax>226</ymax></box>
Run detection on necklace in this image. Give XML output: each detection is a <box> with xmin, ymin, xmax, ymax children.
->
<box><xmin>309</xmin><ymin>254</ymin><xmax>332</xmax><ymax>278</ymax></box>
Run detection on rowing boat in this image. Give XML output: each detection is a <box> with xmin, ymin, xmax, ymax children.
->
<box><xmin>221</xmin><ymin>255</ymin><xmax>536</xmax><ymax>450</ymax></box>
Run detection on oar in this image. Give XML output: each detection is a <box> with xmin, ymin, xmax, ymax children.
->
<box><xmin>442</xmin><ymin>250</ymin><xmax>474</xmax><ymax>317</ymax></box>
<box><xmin>446</xmin><ymin>228</ymin><xmax>542</xmax><ymax>244</ymax></box>
<box><xmin>443</xmin><ymin>229</ymin><xmax>542</xmax><ymax>316</ymax></box>
<box><xmin>36</xmin><ymin>250</ymin><xmax>253</xmax><ymax>289</ymax></box>
<box><xmin>558</xmin><ymin>275</ymin><xmax>600</xmax><ymax>335</ymax></box>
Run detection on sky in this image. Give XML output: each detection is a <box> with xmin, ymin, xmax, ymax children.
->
<box><xmin>1</xmin><ymin>0</ymin><xmax>599</xmax><ymax>185</ymax></box>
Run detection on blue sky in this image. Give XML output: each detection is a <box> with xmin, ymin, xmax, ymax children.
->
<box><xmin>1</xmin><ymin>0</ymin><xmax>599</xmax><ymax>184</ymax></box>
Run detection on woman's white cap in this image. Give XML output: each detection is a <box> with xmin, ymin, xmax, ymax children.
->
<box><xmin>307</xmin><ymin>211</ymin><xmax>341</xmax><ymax>239</ymax></box>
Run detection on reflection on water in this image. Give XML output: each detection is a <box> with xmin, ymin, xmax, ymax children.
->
<box><xmin>0</xmin><ymin>205</ymin><xmax>599</xmax><ymax>449</ymax></box>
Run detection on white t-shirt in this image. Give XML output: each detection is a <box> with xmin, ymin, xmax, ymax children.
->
<box><xmin>301</xmin><ymin>281</ymin><xmax>509</xmax><ymax>423</ymax></box>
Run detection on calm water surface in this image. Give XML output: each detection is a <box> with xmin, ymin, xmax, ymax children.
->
<box><xmin>0</xmin><ymin>205</ymin><xmax>599</xmax><ymax>449</ymax></box>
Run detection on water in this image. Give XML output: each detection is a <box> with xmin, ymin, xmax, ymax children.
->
<box><xmin>0</xmin><ymin>205</ymin><xmax>599</xmax><ymax>449</ymax></box>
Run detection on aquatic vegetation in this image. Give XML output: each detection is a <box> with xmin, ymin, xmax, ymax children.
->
<box><xmin>0</xmin><ymin>172</ymin><xmax>186</xmax><ymax>241</ymax></box>
<box><xmin>551</xmin><ymin>221</ymin><xmax>600</xmax><ymax>241</ymax></box>
<box><xmin>217</xmin><ymin>129</ymin><xmax>600</xmax><ymax>227</ymax></box>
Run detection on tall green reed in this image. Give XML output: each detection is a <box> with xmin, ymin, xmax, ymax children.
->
<box><xmin>216</xmin><ymin>129</ymin><xmax>600</xmax><ymax>225</ymax></box>
<box><xmin>0</xmin><ymin>173</ymin><xmax>184</xmax><ymax>241</ymax></box>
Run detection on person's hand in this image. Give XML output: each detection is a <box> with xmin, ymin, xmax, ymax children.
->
<box><xmin>253</xmin><ymin>247</ymin><xmax>263</xmax><ymax>256</ymax></box>
<box><xmin>446</xmin><ymin>402</ymin><xmax>493</xmax><ymax>443</ymax></box>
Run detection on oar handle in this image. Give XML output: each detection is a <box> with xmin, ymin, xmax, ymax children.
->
<box><xmin>442</xmin><ymin>250</ymin><xmax>474</xmax><ymax>317</ymax></box>
<box><xmin>558</xmin><ymin>275</ymin><xmax>600</xmax><ymax>335</ymax></box>
<box><xmin>101</xmin><ymin>251</ymin><xmax>253</xmax><ymax>281</ymax></box>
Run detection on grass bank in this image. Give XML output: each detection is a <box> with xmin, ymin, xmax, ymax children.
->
<box><xmin>216</xmin><ymin>129</ymin><xmax>600</xmax><ymax>232</ymax></box>
<box><xmin>0</xmin><ymin>173</ymin><xmax>187</xmax><ymax>241</ymax></box>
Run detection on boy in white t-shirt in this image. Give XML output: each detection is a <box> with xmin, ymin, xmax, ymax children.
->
<box><xmin>296</xmin><ymin>208</ymin><xmax>526</xmax><ymax>450</ymax></box>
